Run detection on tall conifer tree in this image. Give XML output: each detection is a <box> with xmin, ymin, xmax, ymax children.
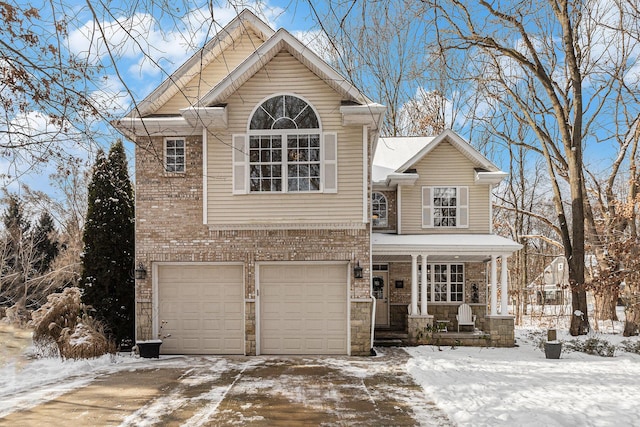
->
<box><xmin>32</xmin><ymin>211</ymin><xmax>58</xmax><ymax>274</ymax></box>
<box><xmin>81</xmin><ymin>141</ymin><xmax>134</xmax><ymax>344</ymax></box>
<box><xmin>1</xmin><ymin>195</ymin><xmax>30</xmax><ymax>306</ymax></box>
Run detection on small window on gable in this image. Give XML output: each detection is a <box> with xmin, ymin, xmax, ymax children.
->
<box><xmin>372</xmin><ymin>192</ymin><xmax>388</xmax><ymax>227</ymax></box>
<box><xmin>165</xmin><ymin>138</ymin><xmax>185</xmax><ymax>173</ymax></box>
<box><xmin>422</xmin><ymin>186</ymin><xmax>468</xmax><ymax>228</ymax></box>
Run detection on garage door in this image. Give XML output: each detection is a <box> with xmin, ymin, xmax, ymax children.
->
<box><xmin>157</xmin><ymin>264</ymin><xmax>244</xmax><ymax>354</ymax></box>
<box><xmin>259</xmin><ymin>263</ymin><xmax>348</xmax><ymax>355</ymax></box>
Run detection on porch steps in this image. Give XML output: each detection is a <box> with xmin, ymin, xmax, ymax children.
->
<box><xmin>431</xmin><ymin>331</ymin><xmax>491</xmax><ymax>347</ymax></box>
<box><xmin>374</xmin><ymin>330</ymin><xmax>409</xmax><ymax>347</ymax></box>
<box><xmin>374</xmin><ymin>330</ymin><xmax>492</xmax><ymax>347</ymax></box>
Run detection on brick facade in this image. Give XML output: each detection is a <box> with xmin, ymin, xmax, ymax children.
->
<box><xmin>135</xmin><ymin>136</ymin><xmax>373</xmax><ymax>355</ymax></box>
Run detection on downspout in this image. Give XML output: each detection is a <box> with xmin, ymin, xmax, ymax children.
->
<box><xmin>366</xmin><ymin>125</ymin><xmax>377</xmax><ymax>356</ymax></box>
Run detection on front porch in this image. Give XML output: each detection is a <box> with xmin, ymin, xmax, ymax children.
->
<box><xmin>372</xmin><ymin>233</ymin><xmax>522</xmax><ymax>347</ymax></box>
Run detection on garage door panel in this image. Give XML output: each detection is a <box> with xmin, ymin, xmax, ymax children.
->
<box><xmin>158</xmin><ymin>264</ymin><xmax>244</xmax><ymax>355</ymax></box>
<box><xmin>260</xmin><ymin>264</ymin><xmax>347</xmax><ymax>355</ymax></box>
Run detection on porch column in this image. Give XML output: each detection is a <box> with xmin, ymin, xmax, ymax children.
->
<box><xmin>420</xmin><ymin>254</ymin><xmax>428</xmax><ymax>315</ymax></box>
<box><xmin>490</xmin><ymin>255</ymin><xmax>498</xmax><ymax>316</ymax></box>
<box><xmin>411</xmin><ymin>254</ymin><xmax>419</xmax><ymax>315</ymax></box>
<box><xmin>500</xmin><ymin>254</ymin><xmax>509</xmax><ymax>315</ymax></box>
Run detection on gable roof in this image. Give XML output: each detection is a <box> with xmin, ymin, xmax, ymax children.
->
<box><xmin>115</xmin><ymin>9</ymin><xmax>385</xmax><ymax>138</ymax></box>
<box><xmin>373</xmin><ymin>136</ymin><xmax>435</xmax><ymax>171</ymax></box>
<box><xmin>373</xmin><ymin>130</ymin><xmax>507</xmax><ymax>185</ymax></box>
<box><xmin>198</xmin><ymin>27</ymin><xmax>374</xmax><ymax>107</ymax></box>
<box><xmin>128</xmin><ymin>9</ymin><xmax>275</xmax><ymax>118</ymax></box>
<box><xmin>396</xmin><ymin>129</ymin><xmax>500</xmax><ymax>173</ymax></box>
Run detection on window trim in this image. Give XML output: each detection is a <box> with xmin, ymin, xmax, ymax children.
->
<box><xmin>372</xmin><ymin>192</ymin><xmax>388</xmax><ymax>227</ymax></box>
<box><xmin>164</xmin><ymin>137</ymin><xmax>186</xmax><ymax>173</ymax></box>
<box><xmin>422</xmin><ymin>186</ymin><xmax>469</xmax><ymax>229</ymax></box>
<box><xmin>420</xmin><ymin>263</ymin><xmax>465</xmax><ymax>303</ymax></box>
<box><xmin>236</xmin><ymin>94</ymin><xmax>336</xmax><ymax>194</ymax></box>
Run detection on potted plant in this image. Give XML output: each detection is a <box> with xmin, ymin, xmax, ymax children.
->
<box><xmin>544</xmin><ymin>328</ymin><xmax>562</xmax><ymax>359</ymax></box>
<box><xmin>136</xmin><ymin>305</ymin><xmax>170</xmax><ymax>358</ymax></box>
<box><xmin>136</xmin><ymin>339</ymin><xmax>162</xmax><ymax>358</ymax></box>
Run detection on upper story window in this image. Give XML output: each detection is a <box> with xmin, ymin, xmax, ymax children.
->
<box><xmin>422</xmin><ymin>186</ymin><xmax>468</xmax><ymax>228</ymax></box>
<box><xmin>165</xmin><ymin>138</ymin><xmax>185</xmax><ymax>172</ymax></box>
<box><xmin>372</xmin><ymin>192</ymin><xmax>388</xmax><ymax>227</ymax></box>
<box><xmin>232</xmin><ymin>95</ymin><xmax>337</xmax><ymax>195</ymax></box>
<box><xmin>248</xmin><ymin>95</ymin><xmax>320</xmax><ymax>193</ymax></box>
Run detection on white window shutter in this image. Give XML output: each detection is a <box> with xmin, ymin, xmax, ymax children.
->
<box><xmin>323</xmin><ymin>132</ymin><xmax>338</xmax><ymax>193</ymax></box>
<box><xmin>232</xmin><ymin>134</ymin><xmax>248</xmax><ymax>194</ymax></box>
<box><xmin>458</xmin><ymin>186</ymin><xmax>469</xmax><ymax>228</ymax></box>
<box><xmin>422</xmin><ymin>186</ymin><xmax>433</xmax><ymax>228</ymax></box>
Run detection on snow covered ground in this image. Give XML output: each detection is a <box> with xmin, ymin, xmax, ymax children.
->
<box><xmin>407</xmin><ymin>328</ymin><xmax>640</xmax><ymax>426</ymax></box>
<box><xmin>2</xmin><ymin>316</ymin><xmax>640</xmax><ymax>426</ymax></box>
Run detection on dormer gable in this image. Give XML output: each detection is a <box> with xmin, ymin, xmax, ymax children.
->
<box><xmin>374</xmin><ymin>130</ymin><xmax>508</xmax><ymax>187</ymax></box>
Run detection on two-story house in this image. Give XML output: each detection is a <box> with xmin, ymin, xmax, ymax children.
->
<box><xmin>114</xmin><ymin>10</ymin><xmax>384</xmax><ymax>356</ymax></box>
<box><xmin>114</xmin><ymin>10</ymin><xmax>521</xmax><ymax>356</ymax></box>
<box><xmin>371</xmin><ymin>132</ymin><xmax>522</xmax><ymax>345</ymax></box>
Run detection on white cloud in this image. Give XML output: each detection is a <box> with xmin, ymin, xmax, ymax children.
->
<box><xmin>66</xmin><ymin>2</ymin><xmax>287</xmax><ymax>106</ymax></box>
<box><xmin>0</xmin><ymin>111</ymin><xmax>93</xmax><ymax>195</ymax></box>
<box><xmin>67</xmin><ymin>2</ymin><xmax>284</xmax><ymax>80</ymax></box>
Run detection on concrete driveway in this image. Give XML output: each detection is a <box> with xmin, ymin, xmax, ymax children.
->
<box><xmin>1</xmin><ymin>347</ymin><xmax>452</xmax><ymax>426</ymax></box>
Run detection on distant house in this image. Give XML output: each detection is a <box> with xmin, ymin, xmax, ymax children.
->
<box><xmin>113</xmin><ymin>10</ymin><xmax>521</xmax><ymax>356</ymax></box>
<box><xmin>529</xmin><ymin>256</ymin><xmax>570</xmax><ymax>305</ymax></box>
<box><xmin>529</xmin><ymin>255</ymin><xmax>599</xmax><ymax>305</ymax></box>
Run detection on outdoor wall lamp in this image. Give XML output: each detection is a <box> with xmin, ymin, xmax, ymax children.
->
<box><xmin>135</xmin><ymin>263</ymin><xmax>147</xmax><ymax>280</ymax></box>
<box><xmin>354</xmin><ymin>261</ymin><xmax>363</xmax><ymax>279</ymax></box>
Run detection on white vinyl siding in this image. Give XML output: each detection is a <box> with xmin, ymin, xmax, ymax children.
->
<box><xmin>402</xmin><ymin>141</ymin><xmax>490</xmax><ymax>234</ymax></box>
<box><xmin>156</xmin><ymin>30</ymin><xmax>267</xmax><ymax>114</ymax></box>
<box><xmin>207</xmin><ymin>52</ymin><xmax>365</xmax><ymax>226</ymax></box>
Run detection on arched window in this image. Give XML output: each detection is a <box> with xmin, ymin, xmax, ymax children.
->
<box><xmin>247</xmin><ymin>95</ymin><xmax>321</xmax><ymax>192</ymax></box>
<box><xmin>372</xmin><ymin>192</ymin><xmax>388</xmax><ymax>227</ymax></box>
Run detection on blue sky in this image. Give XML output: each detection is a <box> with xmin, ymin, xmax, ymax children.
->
<box><xmin>3</xmin><ymin>0</ymin><xmax>638</xmax><ymax>207</ymax></box>
<box><xmin>1</xmin><ymin>1</ymin><xmax>321</xmax><ymax>200</ymax></box>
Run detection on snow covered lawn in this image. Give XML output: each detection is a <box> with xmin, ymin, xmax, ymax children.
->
<box><xmin>2</xmin><ymin>321</ymin><xmax>640</xmax><ymax>426</ymax></box>
<box><xmin>407</xmin><ymin>329</ymin><xmax>640</xmax><ymax>427</ymax></box>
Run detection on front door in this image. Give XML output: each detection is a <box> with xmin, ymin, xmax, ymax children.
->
<box><xmin>373</xmin><ymin>271</ymin><xmax>389</xmax><ymax>327</ymax></box>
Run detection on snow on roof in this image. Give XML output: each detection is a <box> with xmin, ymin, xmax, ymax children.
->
<box><xmin>372</xmin><ymin>164</ymin><xmax>397</xmax><ymax>183</ymax></box>
<box><xmin>372</xmin><ymin>232</ymin><xmax>522</xmax><ymax>255</ymax></box>
<box><xmin>373</xmin><ymin>136</ymin><xmax>435</xmax><ymax>171</ymax></box>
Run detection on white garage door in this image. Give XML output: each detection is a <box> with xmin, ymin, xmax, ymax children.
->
<box><xmin>259</xmin><ymin>263</ymin><xmax>348</xmax><ymax>355</ymax></box>
<box><xmin>157</xmin><ymin>264</ymin><xmax>244</xmax><ymax>355</ymax></box>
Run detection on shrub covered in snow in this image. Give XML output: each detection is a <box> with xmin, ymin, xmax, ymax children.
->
<box><xmin>619</xmin><ymin>339</ymin><xmax>640</xmax><ymax>355</ymax></box>
<box><xmin>564</xmin><ymin>337</ymin><xmax>617</xmax><ymax>357</ymax></box>
<box><xmin>30</xmin><ymin>287</ymin><xmax>115</xmax><ymax>359</ymax></box>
